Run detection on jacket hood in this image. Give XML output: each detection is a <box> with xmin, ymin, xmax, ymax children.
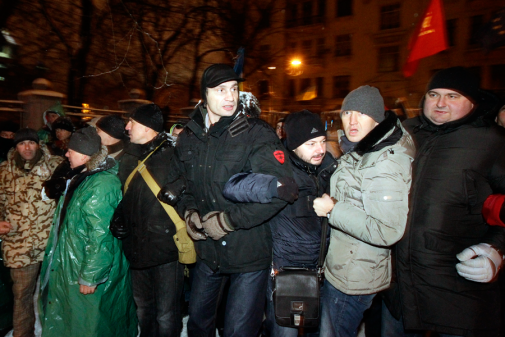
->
<box><xmin>85</xmin><ymin>145</ymin><xmax>115</xmax><ymax>172</ymax></box>
<box><xmin>42</xmin><ymin>102</ymin><xmax>66</xmax><ymax>128</ymax></box>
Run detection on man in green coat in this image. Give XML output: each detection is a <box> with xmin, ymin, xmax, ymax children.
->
<box><xmin>39</xmin><ymin>127</ymin><xmax>137</xmax><ymax>337</ymax></box>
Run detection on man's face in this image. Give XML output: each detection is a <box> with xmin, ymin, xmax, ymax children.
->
<box><xmin>16</xmin><ymin>140</ymin><xmax>39</xmax><ymax>161</ymax></box>
<box><xmin>276</xmin><ymin>122</ymin><xmax>285</xmax><ymax>139</ymax></box>
<box><xmin>341</xmin><ymin>111</ymin><xmax>378</xmax><ymax>142</ymax></box>
<box><xmin>293</xmin><ymin>136</ymin><xmax>327</xmax><ymax>165</ymax></box>
<box><xmin>0</xmin><ymin>131</ymin><xmax>14</xmax><ymax>139</ymax></box>
<box><xmin>497</xmin><ymin>108</ymin><xmax>505</xmax><ymax>127</ymax></box>
<box><xmin>47</xmin><ymin>112</ymin><xmax>59</xmax><ymax>124</ymax></box>
<box><xmin>125</xmin><ymin>118</ymin><xmax>148</xmax><ymax>144</ymax></box>
<box><xmin>206</xmin><ymin>81</ymin><xmax>239</xmax><ymax>124</ymax></box>
<box><xmin>55</xmin><ymin>129</ymin><xmax>72</xmax><ymax>141</ymax></box>
<box><xmin>65</xmin><ymin>148</ymin><xmax>89</xmax><ymax>169</ymax></box>
<box><xmin>423</xmin><ymin>89</ymin><xmax>475</xmax><ymax>125</ymax></box>
<box><xmin>96</xmin><ymin>127</ymin><xmax>119</xmax><ymax>146</ymax></box>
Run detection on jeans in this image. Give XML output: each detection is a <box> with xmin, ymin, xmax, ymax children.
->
<box><xmin>131</xmin><ymin>260</ymin><xmax>184</xmax><ymax>337</ymax></box>
<box><xmin>265</xmin><ymin>276</ymin><xmax>319</xmax><ymax>337</ymax></box>
<box><xmin>319</xmin><ymin>281</ymin><xmax>375</xmax><ymax>337</ymax></box>
<box><xmin>381</xmin><ymin>300</ymin><xmax>463</xmax><ymax>337</ymax></box>
<box><xmin>11</xmin><ymin>263</ymin><xmax>40</xmax><ymax>337</ymax></box>
<box><xmin>187</xmin><ymin>261</ymin><xmax>268</xmax><ymax>337</ymax></box>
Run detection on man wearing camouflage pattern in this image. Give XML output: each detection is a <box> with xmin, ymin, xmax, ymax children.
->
<box><xmin>0</xmin><ymin>128</ymin><xmax>62</xmax><ymax>337</ymax></box>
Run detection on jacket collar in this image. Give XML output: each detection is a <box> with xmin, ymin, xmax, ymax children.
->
<box><xmin>350</xmin><ymin>110</ymin><xmax>402</xmax><ymax>156</ymax></box>
<box><xmin>125</xmin><ymin>131</ymin><xmax>174</xmax><ymax>158</ymax></box>
<box><xmin>186</xmin><ymin>103</ymin><xmax>245</xmax><ymax>140</ymax></box>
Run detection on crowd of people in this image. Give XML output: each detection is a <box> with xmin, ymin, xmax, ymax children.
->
<box><xmin>0</xmin><ymin>63</ymin><xmax>504</xmax><ymax>337</ymax></box>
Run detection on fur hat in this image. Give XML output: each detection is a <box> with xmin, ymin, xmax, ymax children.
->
<box><xmin>200</xmin><ymin>64</ymin><xmax>244</xmax><ymax>104</ymax></box>
<box><xmin>52</xmin><ymin>117</ymin><xmax>74</xmax><ymax>133</ymax></box>
<box><xmin>284</xmin><ymin>110</ymin><xmax>326</xmax><ymax>150</ymax></box>
<box><xmin>68</xmin><ymin>127</ymin><xmax>101</xmax><ymax>156</ymax></box>
<box><xmin>96</xmin><ymin>115</ymin><xmax>125</xmax><ymax>140</ymax></box>
<box><xmin>128</xmin><ymin>104</ymin><xmax>164</xmax><ymax>133</ymax></box>
<box><xmin>14</xmin><ymin>128</ymin><xmax>39</xmax><ymax>146</ymax></box>
<box><xmin>341</xmin><ymin>86</ymin><xmax>385</xmax><ymax>123</ymax></box>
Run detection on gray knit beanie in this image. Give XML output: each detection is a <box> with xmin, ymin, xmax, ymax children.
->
<box><xmin>68</xmin><ymin>127</ymin><xmax>101</xmax><ymax>156</ymax></box>
<box><xmin>341</xmin><ymin>85</ymin><xmax>385</xmax><ymax>123</ymax></box>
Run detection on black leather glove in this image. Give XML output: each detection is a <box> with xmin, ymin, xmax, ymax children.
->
<box><xmin>158</xmin><ymin>176</ymin><xmax>187</xmax><ymax>206</ymax></box>
<box><xmin>110</xmin><ymin>202</ymin><xmax>130</xmax><ymax>239</ymax></box>
<box><xmin>276</xmin><ymin>177</ymin><xmax>299</xmax><ymax>204</ymax></box>
<box><xmin>42</xmin><ymin>177</ymin><xmax>67</xmax><ymax>200</ymax></box>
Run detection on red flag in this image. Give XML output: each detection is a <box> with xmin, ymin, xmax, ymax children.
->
<box><xmin>403</xmin><ymin>0</ymin><xmax>448</xmax><ymax>77</ymax></box>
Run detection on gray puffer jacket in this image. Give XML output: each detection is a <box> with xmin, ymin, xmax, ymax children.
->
<box><xmin>325</xmin><ymin>111</ymin><xmax>415</xmax><ymax>295</ymax></box>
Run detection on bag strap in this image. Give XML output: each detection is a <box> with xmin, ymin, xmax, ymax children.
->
<box><xmin>138</xmin><ymin>165</ymin><xmax>186</xmax><ymax>232</ymax></box>
<box><xmin>124</xmin><ymin>141</ymin><xmax>165</xmax><ymax>194</ymax></box>
<box><xmin>317</xmin><ymin>217</ymin><xmax>329</xmax><ymax>269</ymax></box>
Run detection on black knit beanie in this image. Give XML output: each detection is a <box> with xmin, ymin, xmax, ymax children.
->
<box><xmin>200</xmin><ymin>64</ymin><xmax>245</xmax><ymax>104</ymax></box>
<box><xmin>341</xmin><ymin>85</ymin><xmax>385</xmax><ymax>123</ymax></box>
<box><xmin>96</xmin><ymin>115</ymin><xmax>125</xmax><ymax>140</ymax></box>
<box><xmin>68</xmin><ymin>127</ymin><xmax>101</xmax><ymax>156</ymax></box>
<box><xmin>128</xmin><ymin>104</ymin><xmax>164</xmax><ymax>133</ymax></box>
<box><xmin>284</xmin><ymin>110</ymin><xmax>326</xmax><ymax>150</ymax></box>
<box><xmin>14</xmin><ymin>128</ymin><xmax>39</xmax><ymax>146</ymax></box>
<box><xmin>52</xmin><ymin>117</ymin><xmax>75</xmax><ymax>133</ymax></box>
<box><xmin>0</xmin><ymin>121</ymin><xmax>19</xmax><ymax>133</ymax></box>
<box><xmin>427</xmin><ymin>67</ymin><xmax>481</xmax><ymax>102</ymax></box>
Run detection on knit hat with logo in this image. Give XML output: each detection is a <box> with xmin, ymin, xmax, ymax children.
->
<box><xmin>284</xmin><ymin>110</ymin><xmax>326</xmax><ymax>150</ymax></box>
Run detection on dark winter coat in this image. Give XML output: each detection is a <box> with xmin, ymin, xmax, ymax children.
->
<box><xmin>175</xmin><ymin>105</ymin><xmax>292</xmax><ymax>273</ymax></box>
<box><xmin>222</xmin><ymin>153</ymin><xmax>337</xmax><ymax>269</ymax></box>
<box><xmin>386</xmin><ymin>104</ymin><xmax>505</xmax><ymax>336</ymax></box>
<box><xmin>118</xmin><ymin>132</ymin><xmax>180</xmax><ymax>269</ymax></box>
<box><xmin>270</xmin><ymin>152</ymin><xmax>336</xmax><ymax>268</ymax></box>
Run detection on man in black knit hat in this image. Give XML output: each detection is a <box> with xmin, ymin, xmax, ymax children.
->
<box><xmin>96</xmin><ymin>115</ymin><xmax>126</xmax><ymax>159</ymax></box>
<box><xmin>382</xmin><ymin>67</ymin><xmax>505</xmax><ymax>337</ymax></box>
<box><xmin>166</xmin><ymin>63</ymin><xmax>292</xmax><ymax>337</ymax></box>
<box><xmin>111</xmin><ymin>103</ymin><xmax>184</xmax><ymax>337</ymax></box>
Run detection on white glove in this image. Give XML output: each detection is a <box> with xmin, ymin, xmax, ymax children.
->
<box><xmin>456</xmin><ymin>243</ymin><xmax>504</xmax><ymax>283</ymax></box>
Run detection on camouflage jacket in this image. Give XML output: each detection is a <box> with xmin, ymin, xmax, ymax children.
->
<box><xmin>0</xmin><ymin>144</ymin><xmax>63</xmax><ymax>268</ymax></box>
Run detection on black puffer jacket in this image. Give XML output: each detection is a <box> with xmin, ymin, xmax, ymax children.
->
<box><xmin>222</xmin><ymin>152</ymin><xmax>337</xmax><ymax>269</ymax></box>
<box><xmin>386</xmin><ymin>103</ymin><xmax>505</xmax><ymax>336</ymax></box>
<box><xmin>270</xmin><ymin>152</ymin><xmax>336</xmax><ymax>269</ymax></box>
<box><xmin>118</xmin><ymin>132</ymin><xmax>179</xmax><ymax>269</ymax></box>
<box><xmin>175</xmin><ymin>105</ymin><xmax>292</xmax><ymax>273</ymax></box>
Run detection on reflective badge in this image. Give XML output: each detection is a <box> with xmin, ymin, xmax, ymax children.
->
<box><xmin>274</xmin><ymin>150</ymin><xmax>285</xmax><ymax>164</ymax></box>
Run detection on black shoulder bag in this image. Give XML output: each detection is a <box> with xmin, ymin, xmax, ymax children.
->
<box><xmin>272</xmin><ymin>217</ymin><xmax>329</xmax><ymax>328</ymax></box>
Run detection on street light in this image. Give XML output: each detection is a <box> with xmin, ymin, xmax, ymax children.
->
<box><xmin>286</xmin><ymin>58</ymin><xmax>303</xmax><ymax>76</ymax></box>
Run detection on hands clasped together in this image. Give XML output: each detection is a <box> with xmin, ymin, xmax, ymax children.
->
<box><xmin>185</xmin><ymin>210</ymin><xmax>234</xmax><ymax>241</ymax></box>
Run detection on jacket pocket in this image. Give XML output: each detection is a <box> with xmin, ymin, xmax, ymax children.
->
<box><xmin>177</xmin><ymin>147</ymin><xmax>198</xmax><ymax>181</ymax></box>
<box><xmin>462</xmin><ymin>169</ymin><xmax>491</xmax><ymax>215</ymax></box>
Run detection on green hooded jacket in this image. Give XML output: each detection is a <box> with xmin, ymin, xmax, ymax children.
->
<box><xmin>39</xmin><ymin>148</ymin><xmax>137</xmax><ymax>337</ymax></box>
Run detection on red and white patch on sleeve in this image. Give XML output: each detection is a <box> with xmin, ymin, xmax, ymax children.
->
<box><xmin>273</xmin><ymin>150</ymin><xmax>285</xmax><ymax>164</ymax></box>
